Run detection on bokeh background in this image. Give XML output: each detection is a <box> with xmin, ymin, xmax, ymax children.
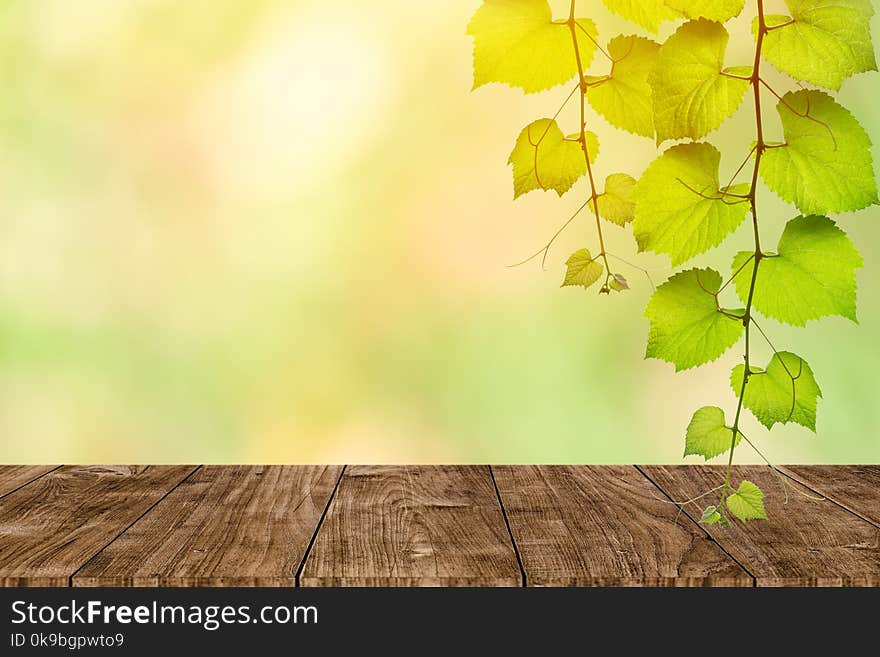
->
<box><xmin>1</xmin><ymin>0</ymin><xmax>877</xmax><ymax>463</ymax></box>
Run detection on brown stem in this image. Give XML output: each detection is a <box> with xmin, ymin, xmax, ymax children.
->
<box><xmin>720</xmin><ymin>0</ymin><xmax>767</xmax><ymax>511</ymax></box>
<box><xmin>567</xmin><ymin>0</ymin><xmax>611</xmax><ymax>287</ymax></box>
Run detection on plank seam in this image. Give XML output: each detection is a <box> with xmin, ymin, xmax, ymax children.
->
<box><xmin>634</xmin><ymin>465</ymin><xmax>757</xmax><ymax>587</ymax></box>
<box><xmin>295</xmin><ymin>465</ymin><xmax>346</xmax><ymax>587</ymax></box>
<box><xmin>488</xmin><ymin>465</ymin><xmax>527</xmax><ymax>588</ymax></box>
<box><xmin>777</xmin><ymin>466</ymin><xmax>880</xmax><ymax>530</ymax></box>
<box><xmin>0</xmin><ymin>465</ymin><xmax>63</xmax><ymax>501</ymax></box>
<box><xmin>68</xmin><ymin>465</ymin><xmax>202</xmax><ymax>588</ymax></box>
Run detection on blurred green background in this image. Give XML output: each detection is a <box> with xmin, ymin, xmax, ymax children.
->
<box><xmin>0</xmin><ymin>0</ymin><xmax>877</xmax><ymax>463</ymax></box>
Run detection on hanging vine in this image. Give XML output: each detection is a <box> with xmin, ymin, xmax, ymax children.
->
<box><xmin>467</xmin><ymin>0</ymin><xmax>877</xmax><ymax>522</ymax></box>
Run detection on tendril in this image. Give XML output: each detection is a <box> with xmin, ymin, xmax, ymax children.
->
<box><xmin>508</xmin><ymin>198</ymin><xmax>592</xmax><ymax>270</ymax></box>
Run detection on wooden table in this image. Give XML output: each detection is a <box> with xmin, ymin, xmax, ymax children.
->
<box><xmin>0</xmin><ymin>465</ymin><xmax>877</xmax><ymax>587</ymax></box>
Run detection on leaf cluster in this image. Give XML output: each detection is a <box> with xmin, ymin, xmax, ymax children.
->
<box><xmin>468</xmin><ymin>0</ymin><xmax>877</xmax><ymax>522</ymax></box>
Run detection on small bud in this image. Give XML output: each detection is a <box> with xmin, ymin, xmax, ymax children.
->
<box><xmin>610</xmin><ymin>273</ymin><xmax>630</xmax><ymax>291</ymax></box>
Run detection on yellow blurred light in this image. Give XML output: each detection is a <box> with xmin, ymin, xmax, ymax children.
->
<box><xmin>190</xmin><ymin>5</ymin><xmax>392</xmax><ymax>201</ymax></box>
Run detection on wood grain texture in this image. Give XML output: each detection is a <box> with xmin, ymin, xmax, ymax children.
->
<box><xmin>781</xmin><ymin>466</ymin><xmax>880</xmax><ymax>527</ymax></box>
<box><xmin>0</xmin><ymin>466</ymin><xmax>195</xmax><ymax>586</ymax></box>
<box><xmin>643</xmin><ymin>466</ymin><xmax>880</xmax><ymax>587</ymax></box>
<box><xmin>0</xmin><ymin>466</ymin><xmax>59</xmax><ymax>498</ymax></box>
<box><xmin>494</xmin><ymin>465</ymin><xmax>751</xmax><ymax>586</ymax></box>
<box><xmin>74</xmin><ymin>466</ymin><xmax>343</xmax><ymax>587</ymax></box>
<box><xmin>300</xmin><ymin>466</ymin><xmax>521</xmax><ymax>587</ymax></box>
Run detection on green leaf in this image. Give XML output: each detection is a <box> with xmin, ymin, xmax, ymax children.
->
<box><xmin>760</xmin><ymin>90</ymin><xmax>878</xmax><ymax>214</ymax></box>
<box><xmin>649</xmin><ymin>20</ymin><xmax>751</xmax><ymax>144</ymax></box>
<box><xmin>758</xmin><ymin>0</ymin><xmax>876</xmax><ymax>91</ymax></box>
<box><xmin>730</xmin><ymin>216</ymin><xmax>863</xmax><ymax>326</ymax></box>
<box><xmin>601</xmin><ymin>0</ymin><xmax>677</xmax><ymax>32</ymax></box>
<box><xmin>586</xmin><ymin>35</ymin><xmax>660</xmax><ymax>138</ymax></box>
<box><xmin>562</xmin><ymin>249</ymin><xmax>603</xmax><ymax>289</ymax></box>
<box><xmin>644</xmin><ymin>268</ymin><xmax>745</xmax><ymax>371</ymax></box>
<box><xmin>685</xmin><ymin>406</ymin><xmax>743</xmax><ymax>460</ymax></box>
<box><xmin>700</xmin><ymin>505</ymin><xmax>722</xmax><ymax>524</ymax></box>
<box><xmin>509</xmin><ymin>119</ymin><xmax>597</xmax><ymax>198</ymax></box>
<box><xmin>609</xmin><ymin>273</ymin><xmax>629</xmax><ymax>291</ymax></box>
<box><xmin>596</xmin><ymin>173</ymin><xmax>637</xmax><ymax>226</ymax></box>
<box><xmin>666</xmin><ymin>0</ymin><xmax>746</xmax><ymax>22</ymax></box>
<box><xmin>467</xmin><ymin>0</ymin><xmax>598</xmax><ymax>93</ymax></box>
<box><xmin>726</xmin><ymin>480</ymin><xmax>767</xmax><ymax>521</ymax></box>
<box><xmin>632</xmin><ymin>143</ymin><xmax>751</xmax><ymax>265</ymax></box>
<box><xmin>731</xmin><ymin>352</ymin><xmax>822</xmax><ymax>431</ymax></box>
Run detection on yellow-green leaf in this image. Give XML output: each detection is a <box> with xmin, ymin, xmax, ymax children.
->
<box><xmin>730</xmin><ymin>215</ymin><xmax>864</xmax><ymax>326</ymax></box>
<box><xmin>650</xmin><ymin>19</ymin><xmax>751</xmax><ymax>144</ymax></box>
<box><xmin>685</xmin><ymin>406</ymin><xmax>743</xmax><ymax>460</ymax></box>
<box><xmin>644</xmin><ymin>268</ymin><xmax>745</xmax><ymax>371</ymax></box>
<box><xmin>700</xmin><ymin>505</ymin><xmax>723</xmax><ymax>524</ymax></box>
<box><xmin>508</xmin><ymin>119</ymin><xmax>597</xmax><ymax>198</ymax></box>
<box><xmin>732</xmin><ymin>352</ymin><xmax>822</xmax><ymax>431</ymax></box>
<box><xmin>667</xmin><ymin>0</ymin><xmax>746</xmax><ymax>22</ymax></box>
<box><xmin>468</xmin><ymin>0</ymin><xmax>599</xmax><ymax>93</ymax></box>
<box><xmin>633</xmin><ymin>143</ymin><xmax>751</xmax><ymax>265</ymax></box>
<box><xmin>602</xmin><ymin>0</ymin><xmax>677</xmax><ymax>32</ymax></box>
<box><xmin>609</xmin><ymin>273</ymin><xmax>630</xmax><ymax>291</ymax></box>
<box><xmin>597</xmin><ymin>173</ymin><xmax>637</xmax><ymax>226</ymax></box>
<box><xmin>760</xmin><ymin>90</ymin><xmax>878</xmax><ymax>214</ymax></box>
<box><xmin>562</xmin><ymin>249</ymin><xmax>603</xmax><ymax>289</ymax></box>
<box><xmin>758</xmin><ymin>0</ymin><xmax>876</xmax><ymax>91</ymax></box>
<box><xmin>585</xmin><ymin>35</ymin><xmax>660</xmax><ymax>138</ymax></box>
<box><xmin>726</xmin><ymin>480</ymin><xmax>767</xmax><ymax>521</ymax></box>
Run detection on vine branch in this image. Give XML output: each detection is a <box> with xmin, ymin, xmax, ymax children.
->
<box><xmin>719</xmin><ymin>0</ymin><xmax>768</xmax><ymax>513</ymax></box>
<box><xmin>568</xmin><ymin>0</ymin><xmax>611</xmax><ymax>289</ymax></box>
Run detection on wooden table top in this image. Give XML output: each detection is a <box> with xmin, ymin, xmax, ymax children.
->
<box><xmin>0</xmin><ymin>465</ymin><xmax>877</xmax><ymax>587</ymax></box>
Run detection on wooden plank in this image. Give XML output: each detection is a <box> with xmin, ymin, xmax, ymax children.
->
<box><xmin>781</xmin><ymin>466</ymin><xmax>880</xmax><ymax>528</ymax></box>
<box><xmin>0</xmin><ymin>465</ymin><xmax>195</xmax><ymax>587</ymax></box>
<box><xmin>493</xmin><ymin>466</ymin><xmax>751</xmax><ymax>586</ymax></box>
<box><xmin>0</xmin><ymin>466</ymin><xmax>59</xmax><ymax>498</ymax></box>
<box><xmin>642</xmin><ymin>466</ymin><xmax>880</xmax><ymax>587</ymax></box>
<box><xmin>74</xmin><ymin>466</ymin><xmax>343</xmax><ymax>587</ymax></box>
<box><xmin>300</xmin><ymin>465</ymin><xmax>521</xmax><ymax>587</ymax></box>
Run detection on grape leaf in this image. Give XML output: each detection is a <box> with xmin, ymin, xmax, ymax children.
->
<box><xmin>601</xmin><ymin>0</ymin><xmax>676</xmax><ymax>32</ymax></box>
<box><xmin>649</xmin><ymin>20</ymin><xmax>751</xmax><ymax>144</ymax></box>
<box><xmin>609</xmin><ymin>273</ymin><xmax>629</xmax><ymax>291</ymax></box>
<box><xmin>509</xmin><ymin>119</ymin><xmax>598</xmax><ymax>198</ymax></box>
<box><xmin>726</xmin><ymin>480</ymin><xmax>767</xmax><ymax>521</ymax></box>
<box><xmin>700</xmin><ymin>505</ymin><xmax>722</xmax><ymax>524</ymax></box>
<box><xmin>562</xmin><ymin>249</ymin><xmax>603</xmax><ymax>289</ymax></box>
<box><xmin>758</xmin><ymin>0</ymin><xmax>876</xmax><ymax>91</ymax></box>
<box><xmin>730</xmin><ymin>215</ymin><xmax>863</xmax><ymax>326</ymax></box>
<box><xmin>760</xmin><ymin>90</ymin><xmax>878</xmax><ymax>214</ymax></box>
<box><xmin>685</xmin><ymin>406</ymin><xmax>743</xmax><ymax>460</ymax></box>
<box><xmin>732</xmin><ymin>352</ymin><xmax>822</xmax><ymax>431</ymax></box>
<box><xmin>597</xmin><ymin>173</ymin><xmax>636</xmax><ymax>226</ymax></box>
<box><xmin>467</xmin><ymin>0</ymin><xmax>599</xmax><ymax>93</ymax></box>
<box><xmin>667</xmin><ymin>0</ymin><xmax>746</xmax><ymax>22</ymax></box>
<box><xmin>633</xmin><ymin>143</ymin><xmax>751</xmax><ymax>265</ymax></box>
<box><xmin>644</xmin><ymin>268</ymin><xmax>745</xmax><ymax>371</ymax></box>
<box><xmin>585</xmin><ymin>35</ymin><xmax>660</xmax><ymax>138</ymax></box>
